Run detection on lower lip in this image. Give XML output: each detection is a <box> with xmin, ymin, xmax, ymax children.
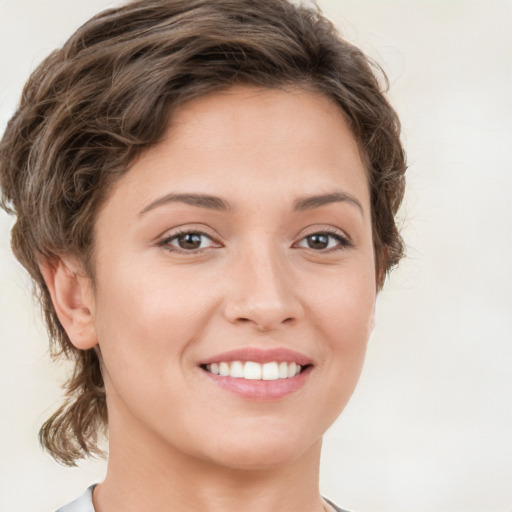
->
<box><xmin>200</xmin><ymin>366</ymin><xmax>312</xmax><ymax>401</ymax></box>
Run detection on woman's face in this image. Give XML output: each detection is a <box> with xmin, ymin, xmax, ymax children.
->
<box><xmin>86</xmin><ymin>86</ymin><xmax>376</xmax><ymax>469</ymax></box>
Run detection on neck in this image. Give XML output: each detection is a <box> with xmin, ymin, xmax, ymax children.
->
<box><xmin>94</xmin><ymin>401</ymin><xmax>327</xmax><ymax>512</ymax></box>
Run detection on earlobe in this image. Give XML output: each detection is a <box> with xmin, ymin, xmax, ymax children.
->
<box><xmin>40</xmin><ymin>256</ymin><xmax>98</xmax><ymax>350</ymax></box>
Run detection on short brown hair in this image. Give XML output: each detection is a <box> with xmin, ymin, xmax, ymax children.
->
<box><xmin>0</xmin><ymin>0</ymin><xmax>406</xmax><ymax>465</ymax></box>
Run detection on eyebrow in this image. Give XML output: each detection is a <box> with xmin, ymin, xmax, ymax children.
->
<box><xmin>139</xmin><ymin>193</ymin><xmax>232</xmax><ymax>215</ymax></box>
<box><xmin>139</xmin><ymin>190</ymin><xmax>364</xmax><ymax>216</ymax></box>
<box><xmin>293</xmin><ymin>192</ymin><xmax>364</xmax><ymax>216</ymax></box>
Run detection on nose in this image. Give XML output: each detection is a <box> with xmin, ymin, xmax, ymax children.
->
<box><xmin>223</xmin><ymin>243</ymin><xmax>304</xmax><ymax>331</ymax></box>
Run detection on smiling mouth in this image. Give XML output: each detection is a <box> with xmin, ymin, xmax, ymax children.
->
<box><xmin>201</xmin><ymin>361</ymin><xmax>311</xmax><ymax>380</ymax></box>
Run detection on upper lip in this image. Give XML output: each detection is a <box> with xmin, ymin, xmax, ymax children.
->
<box><xmin>199</xmin><ymin>347</ymin><xmax>313</xmax><ymax>366</ymax></box>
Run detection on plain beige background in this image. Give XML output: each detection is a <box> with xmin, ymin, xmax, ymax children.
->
<box><xmin>1</xmin><ymin>1</ymin><xmax>511</xmax><ymax>511</ymax></box>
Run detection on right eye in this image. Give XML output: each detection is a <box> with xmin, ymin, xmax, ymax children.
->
<box><xmin>159</xmin><ymin>230</ymin><xmax>219</xmax><ymax>252</ymax></box>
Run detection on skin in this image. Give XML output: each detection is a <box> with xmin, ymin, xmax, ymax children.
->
<box><xmin>44</xmin><ymin>86</ymin><xmax>377</xmax><ymax>512</ymax></box>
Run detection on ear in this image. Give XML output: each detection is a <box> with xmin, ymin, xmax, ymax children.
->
<box><xmin>40</xmin><ymin>256</ymin><xmax>98</xmax><ymax>350</ymax></box>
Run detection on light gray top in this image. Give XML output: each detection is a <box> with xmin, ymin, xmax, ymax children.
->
<box><xmin>55</xmin><ymin>485</ymin><xmax>96</xmax><ymax>512</ymax></box>
<box><xmin>55</xmin><ymin>485</ymin><xmax>350</xmax><ymax>512</ymax></box>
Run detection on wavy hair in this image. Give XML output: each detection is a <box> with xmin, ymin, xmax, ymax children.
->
<box><xmin>0</xmin><ymin>0</ymin><xmax>406</xmax><ymax>465</ymax></box>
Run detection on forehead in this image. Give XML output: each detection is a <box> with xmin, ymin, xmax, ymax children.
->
<box><xmin>99</xmin><ymin>85</ymin><xmax>369</xmax><ymax>220</ymax></box>
<box><xmin>167</xmin><ymin>85</ymin><xmax>361</xmax><ymax>159</ymax></box>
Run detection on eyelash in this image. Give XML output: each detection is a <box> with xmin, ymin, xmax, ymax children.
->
<box><xmin>158</xmin><ymin>229</ymin><xmax>219</xmax><ymax>253</ymax></box>
<box><xmin>158</xmin><ymin>229</ymin><xmax>352</xmax><ymax>254</ymax></box>
<box><xmin>294</xmin><ymin>229</ymin><xmax>353</xmax><ymax>251</ymax></box>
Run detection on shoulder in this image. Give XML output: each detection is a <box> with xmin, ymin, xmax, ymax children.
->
<box><xmin>54</xmin><ymin>485</ymin><xmax>96</xmax><ymax>512</ymax></box>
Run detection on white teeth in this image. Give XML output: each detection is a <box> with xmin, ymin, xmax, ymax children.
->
<box><xmin>287</xmin><ymin>362</ymin><xmax>297</xmax><ymax>378</ymax></box>
<box><xmin>244</xmin><ymin>361</ymin><xmax>262</xmax><ymax>380</ymax></box>
<box><xmin>230</xmin><ymin>361</ymin><xmax>244</xmax><ymax>378</ymax></box>
<box><xmin>205</xmin><ymin>361</ymin><xmax>304</xmax><ymax>380</ymax></box>
<box><xmin>219</xmin><ymin>362</ymin><xmax>230</xmax><ymax>377</ymax></box>
<box><xmin>262</xmin><ymin>362</ymin><xmax>279</xmax><ymax>381</ymax></box>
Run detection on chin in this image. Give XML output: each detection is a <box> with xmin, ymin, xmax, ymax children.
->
<box><xmin>196</xmin><ymin>424</ymin><xmax>322</xmax><ymax>471</ymax></box>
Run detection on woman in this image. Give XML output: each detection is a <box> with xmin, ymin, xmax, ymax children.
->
<box><xmin>0</xmin><ymin>1</ymin><xmax>406</xmax><ymax>511</ymax></box>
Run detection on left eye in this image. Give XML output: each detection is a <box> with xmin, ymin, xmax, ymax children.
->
<box><xmin>295</xmin><ymin>232</ymin><xmax>348</xmax><ymax>250</ymax></box>
<box><xmin>162</xmin><ymin>231</ymin><xmax>216</xmax><ymax>251</ymax></box>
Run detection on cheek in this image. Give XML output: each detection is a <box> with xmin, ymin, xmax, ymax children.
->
<box><xmin>91</xmin><ymin>261</ymin><xmax>216</xmax><ymax>374</ymax></box>
<box><xmin>314</xmin><ymin>267</ymin><xmax>376</xmax><ymax>341</ymax></box>
<box><xmin>89</xmin><ymin>264</ymin><xmax>216</xmax><ymax>426</ymax></box>
<box><xmin>295</xmin><ymin>272</ymin><xmax>375</xmax><ymax>434</ymax></box>
<box><xmin>309</xmin><ymin>264</ymin><xmax>375</xmax><ymax>398</ymax></box>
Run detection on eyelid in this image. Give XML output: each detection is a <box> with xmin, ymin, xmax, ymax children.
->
<box><xmin>154</xmin><ymin>224</ymin><xmax>352</xmax><ymax>253</ymax></box>
<box><xmin>157</xmin><ymin>226</ymin><xmax>223</xmax><ymax>253</ymax></box>
<box><xmin>293</xmin><ymin>227</ymin><xmax>353</xmax><ymax>250</ymax></box>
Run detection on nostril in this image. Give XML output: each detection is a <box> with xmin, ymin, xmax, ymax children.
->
<box><xmin>235</xmin><ymin>316</ymin><xmax>296</xmax><ymax>330</ymax></box>
<box><xmin>225</xmin><ymin>294</ymin><xmax>304</xmax><ymax>330</ymax></box>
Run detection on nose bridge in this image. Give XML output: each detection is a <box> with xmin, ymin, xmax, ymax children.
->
<box><xmin>224</xmin><ymin>235</ymin><xmax>303</xmax><ymax>330</ymax></box>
